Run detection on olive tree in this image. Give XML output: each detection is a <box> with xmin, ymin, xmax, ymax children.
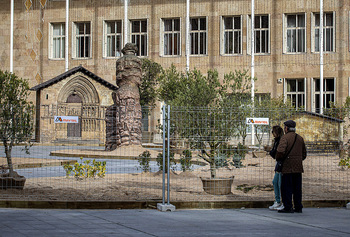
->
<box><xmin>157</xmin><ymin>66</ymin><xmax>253</xmax><ymax>178</ymax></box>
<box><xmin>0</xmin><ymin>70</ymin><xmax>34</xmax><ymax>176</ymax></box>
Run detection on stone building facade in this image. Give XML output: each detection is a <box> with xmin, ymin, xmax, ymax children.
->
<box><xmin>30</xmin><ymin>66</ymin><xmax>118</xmax><ymax>143</ymax></box>
<box><xmin>0</xmin><ymin>0</ymin><xmax>349</xmax><ymax>143</ymax></box>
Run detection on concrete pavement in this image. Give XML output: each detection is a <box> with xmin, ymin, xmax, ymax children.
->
<box><xmin>0</xmin><ymin>207</ymin><xmax>349</xmax><ymax>237</ymax></box>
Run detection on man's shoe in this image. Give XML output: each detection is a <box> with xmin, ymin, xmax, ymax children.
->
<box><xmin>278</xmin><ymin>208</ymin><xmax>294</xmax><ymax>213</ymax></box>
<box><xmin>294</xmin><ymin>209</ymin><xmax>302</xmax><ymax>213</ymax></box>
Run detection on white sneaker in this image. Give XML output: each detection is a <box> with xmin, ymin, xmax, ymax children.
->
<box><xmin>269</xmin><ymin>202</ymin><xmax>282</xmax><ymax>210</ymax></box>
<box><xmin>276</xmin><ymin>204</ymin><xmax>284</xmax><ymax>211</ymax></box>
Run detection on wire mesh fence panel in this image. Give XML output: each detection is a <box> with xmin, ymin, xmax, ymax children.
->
<box><xmin>0</xmin><ymin>105</ymin><xmax>164</xmax><ymax>201</ymax></box>
<box><xmin>1</xmin><ymin>105</ymin><xmax>350</xmax><ymax>202</ymax></box>
<box><xmin>167</xmin><ymin>106</ymin><xmax>350</xmax><ymax>202</ymax></box>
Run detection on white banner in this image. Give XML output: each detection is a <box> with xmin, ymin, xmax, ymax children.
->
<box><xmin>246</xmin><ymin>118</ymin><xmax>269</xmax><ymax>125</ymax></box>
<box><xmin>54</xmin><ymin>116</ymin><xmax>79</xmax><ymax>124</ymax></box>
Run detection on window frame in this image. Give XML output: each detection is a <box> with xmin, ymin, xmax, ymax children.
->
<box><xmin>283</xmin><ymin>13</ymin><xmax>307</xmax><ymax>54</ymax></box>
<box><xmin>311</xmin><ymin>77</ymin><xmax>336</xmax><ymax>113</ymax></box>
<box><xmin>160</xmin><ymin>18</ymin><xmax>181</xmax><ymax>57</ymax></box>
<box><xmin>311</xmin><ymin>12</ymin><xmax>335</xmax><ymax>53</ymax></box>
<box><xmin>221</xmin><ymin>15</ymin><xmax>242</xmax><ymax>55</ymax></box>
<box><xmin>103</xmin><ymin>20</ymin><xmax>123</xmax><ymax>58</ymax></box>
<box><xmin>190</xmin><ymin>17</ymin><xmax>208</xmax><ymax>56</ymax></box>
<box><xmin>49</xmin><ymin>22</ymin><xmax>65</xmax><ymax>60</ymax></box>
<box><xmin>283</xmin><ymin>78</ymin><xmax>307</xmax><ymax>110</ymax></box>
<box><xmin>72</xmin><ymin>21</ymin><xmax>92</xmax><ymax>59</ymax></box>
<box><xmin>130</xmin><ymin>19</ymin><xmax>148</xmax><ymax>57</ymax></box>
<box><xmin>247</xmin><ymin>14</ymin><xmax>270</xmax><ymax>55</ymax></box>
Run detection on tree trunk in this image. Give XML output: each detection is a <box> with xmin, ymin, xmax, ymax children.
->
<box><xmin>3</xmin><ymin>142</ymin><xmax>14</xmax><ymax>176</ymax></box>
<box><xmin>210</xmin><ymin>155</ymin><xmax>216</xmax><ymax>179</ymax></box>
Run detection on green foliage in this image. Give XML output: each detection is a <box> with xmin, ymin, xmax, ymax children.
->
<box><xmin>339</xmin><ymin>157</ymin><xmax>350</xmax><ymax>169</ymax></box>
<box><xmin>324</xmin><ymin>97</ymin><xmax>350</xmax><ymax>139</ymax></box>
<box><xmin>0</xmin><ymin>70</ymin><xmax>34</xmax><ymax>176</ymax></box>
<box><xmin>324</xmin><ymin>97</ymin><xmax>350</xmax><ymax>120</ymax></box>
<box><xmin>140</xmin><ymin>59</ymin><xmax>163</xmax><ymax>107</ymax></box>
<box><xmin>220</xmin><ymin>70</ymin><xmax>255</xmax><ymax>145</ymax></box>
<box><xmin>63</xmin><ymin>158</ymin><xmax>106</xmax><ymax>179</ymax></box>
<box><xmin>156</xmin><ymin>149</ymin><xmax>176</xmax><ymax>172</ymax></box>
<box><xmin>138</xmin><ymin>151</ymin><xmax>152</xmax><ymax>172</ymax></box>
<box><xmin>157</xmin><ymin>66</ymin><xmax>253</xmax><ymax>178</ymax></box>
<box><xmin>217</xmin><ymin>143</ymin><xmax>246</xmax><ymax>168</ymax></box>
<box><xmin>180</xmin><ymin>150</ymin><xmax>193</xmax><ymax>172</ymax></box>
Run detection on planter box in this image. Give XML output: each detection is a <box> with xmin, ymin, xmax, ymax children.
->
<box><xmin>0</xmin><ymin>172</ymin><xmax>26</xmax><ymax>190</ymax></box>
<box><xmin>201</xmin><ymin>177</ymin><xmax>234</xmax><ymax>195</ymax></box>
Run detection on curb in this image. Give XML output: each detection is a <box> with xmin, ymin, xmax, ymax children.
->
<box><xmin>0</xmin><ymin>200</ymin><xmax>348</xmax><ymax>210</ymax></box>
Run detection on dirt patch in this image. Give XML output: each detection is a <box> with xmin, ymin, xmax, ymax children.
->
<box><xmin>0</xmin><ymin>153</ymin><xmax>349</xmax><ymax>202</ymax></box>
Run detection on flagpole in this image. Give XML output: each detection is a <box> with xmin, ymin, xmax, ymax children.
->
<box><xmin>65</xmin><ymin>0</ymin><xmax>69</xmax><ymax>72</ymax></box>
<box><xmin>320</xmin><ymin>0</ymin><xmax>324</xmax><ymax>114</ymax></box>
<box><xmin>124</xmin><ymin>0</ymin><xmax>129</xmax><ymax>44</ymax></box>
<box><xmin>186</xmin><ymin>0</ymin><xmax>190</xmax><ymax>72</ymax></box>
<box><xmin>251</xmin><ymin>0</ymin><xmax>255</xmax><ymax>145</ymax></box>
<box><xmin>10</xmin><ymin>0</ymin><xmax>14</xmax><ymax>73</ymax></box>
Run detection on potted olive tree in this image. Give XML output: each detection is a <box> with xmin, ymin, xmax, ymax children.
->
<box><xmin>0</xmin><ymin>70</ymin><xmax>34</xmax><ymax>189</ymax></box>
<box><xmin>158</xmin><ymin>67</ymin><xmax>252</xmax><ymax>194</ymax></box>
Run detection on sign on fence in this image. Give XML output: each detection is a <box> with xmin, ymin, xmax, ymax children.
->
<box><xmin>246</xmin><ymin>118</ymin><xmax>269</xmax><ymax>125</ymax></box>
<box><xmin>54</xmin><ymin>116</ymin><xmax>79</xmax><ymax>123</ymax></box>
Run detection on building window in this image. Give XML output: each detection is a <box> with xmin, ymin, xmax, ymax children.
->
<box><xmin>104</xmin><ymin>21</ymin><xmax>122</xmax><ymax>58</ymax></box>
<box><xmin>73</xmin><ymin>22</ymin><xmax>91</xmax><ymax>58</ymax></box>
<box><xmin>50</xmin><ymin>23</ymin><xmax>65</xmax><ymax>59</ymax></box>
<box><xmin>313</xmin><ymin>78</ymin><xmax>335</xmax><ymax>113</ymax></box>
<box><xmin>312</xmin><ymin>12</ymin><xmax>335</xmax><ymax>52</ymax></box>
<box><xmin>248</xmin><ymin>15</ymin><xmax>269</xmax><ymax>54</ymax></box>
<box><xmin>254</xmin><ymin>15</ymin><xmax>269</xmax><ymax>54</ymax></box>
<box><xmin>284</xmin><ymin>14</ymin><xmax>306</xmax><ymax>53</ymax></box>
<box><xmin>284</xmin><ymin>79</ymin><xmax>306</xmax><ymax>109</ymax></box>
<box><xmin>162</xmin><ymin>19</ymin><xmax>181</xmax><ymax>56</ymax></box>
<box><xmin>190</xmin><ymin>17</ymin><xmax>207</xmax><ymax>55</ymax></box>
<box><xmin>222</xmin><ymin>16</ymin><xmax>241</xmax><ymax>55</ymax></box>
<box><xmin>131</xmin><ymin>20</ymin><xmax>147</xmax><ymax>56</ymax></box>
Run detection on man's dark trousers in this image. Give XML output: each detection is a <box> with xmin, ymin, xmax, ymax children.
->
<box><xmin>281</xmin><ymin>173</ymin><xmax>303</xmax><ymax>211</ymax></box>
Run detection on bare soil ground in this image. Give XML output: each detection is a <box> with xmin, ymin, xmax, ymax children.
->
<box><xmin>1</xmin><ymin>152</ymin><xmax>349</xmax><ymax>202</ymax></box>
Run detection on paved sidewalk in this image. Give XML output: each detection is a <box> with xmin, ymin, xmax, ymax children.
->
<box><xmin>0</xmin><ymin>208</ymin><xmax>349</xmax><ymax>237</ymax></box>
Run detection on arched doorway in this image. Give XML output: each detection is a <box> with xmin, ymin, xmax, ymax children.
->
<box><xmin>66</xmin><ymin>93</ymin><xmax>82</xmax><ymax>138</ymax></box>
<box><xmin>56</xmin><ymin>75</ymin><xmax>102</xmax><ymax>142</ymax></box>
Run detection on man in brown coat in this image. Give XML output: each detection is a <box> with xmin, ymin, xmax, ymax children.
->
<box><xmin>275</xmin><ymin>120</ymin><xmax>307</xmax><ymax>213</ymax></box>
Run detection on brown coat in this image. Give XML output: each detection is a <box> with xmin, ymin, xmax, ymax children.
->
<box><xmin>276</xmin><ymin>131</ymin><xmax>307</xmax><ymax>173</ymax></box>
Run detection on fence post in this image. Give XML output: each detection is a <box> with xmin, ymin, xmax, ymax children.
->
<box><xmin>167</xmin><ymin>104</ymin><xmax>171</xmax><ymax>205</ymax></box>
<box><xmin>157</xmin><ymin>105</ymin><xmax>176</xmax><ymax>212</ymax></box>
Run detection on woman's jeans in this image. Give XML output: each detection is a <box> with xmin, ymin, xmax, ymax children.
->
<box><xmin>273</xmin><ymin>172</ymin><xmax>282</xmax><ymax>203</ymax></box>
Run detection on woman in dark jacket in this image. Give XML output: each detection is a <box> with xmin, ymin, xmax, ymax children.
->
<box><xmin>268</xmin><ymin>125</ymin><xmax>284</xmax><ymax>210</ymax></box>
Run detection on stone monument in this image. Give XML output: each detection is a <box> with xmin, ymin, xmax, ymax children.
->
<box><xmin>105</xmin><ymin>43</ymin><xmax>142</xmax><ymax>151</ymax></box>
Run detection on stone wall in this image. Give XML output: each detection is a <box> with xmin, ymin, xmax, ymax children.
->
<box><xmin>293</xmin><ymin>114</ymin><xmax>342</xmax><ymax>142</ymax></box>
<box><xmin>0</xmin><ymin>0</ymin><xmax>349</xmax><ymax>108</ymax></box>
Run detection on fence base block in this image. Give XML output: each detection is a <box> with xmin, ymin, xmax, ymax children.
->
<box><xmin>157</xmin><ymin>203</ymin><xmax>176</xmax><ymax>212</ymax></box>
<box><xmin>347</xmin><ymin>203</ymin><xmax>350</xmax><ymax>210</ymax></box>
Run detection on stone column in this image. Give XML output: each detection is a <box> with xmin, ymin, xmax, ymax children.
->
<box><xmin>105</xmin><ymin>43</ymin><xmax>142</xmax><ymax>151</ymax></box>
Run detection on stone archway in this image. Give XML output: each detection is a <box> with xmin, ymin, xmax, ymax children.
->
<box><xmin>57</xmin><ymin>76</ymin><xmax>100</xmax><ymax>105</ymax></box>
<box><xmin>57</xmin><ymin>76</ymin><xmax>100</xmax><ymax>140</ymax></box>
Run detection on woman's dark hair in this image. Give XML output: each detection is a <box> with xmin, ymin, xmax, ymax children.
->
<box><xmin>272</xmin><ymin>125</ymin><xmax>284</xmax><ymax>138</ymax></box>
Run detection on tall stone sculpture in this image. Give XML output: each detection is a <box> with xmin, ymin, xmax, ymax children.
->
<box><xmin>105</xmin><ymin>43</ymin><xmax>143</xmax><ymax>151</ymax></box>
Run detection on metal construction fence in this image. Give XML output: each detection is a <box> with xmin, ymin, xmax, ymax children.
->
<box><xmin>0</xmin><ymin>105</ymin><xmax>349</xmax><ymax>203</ymax></box>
